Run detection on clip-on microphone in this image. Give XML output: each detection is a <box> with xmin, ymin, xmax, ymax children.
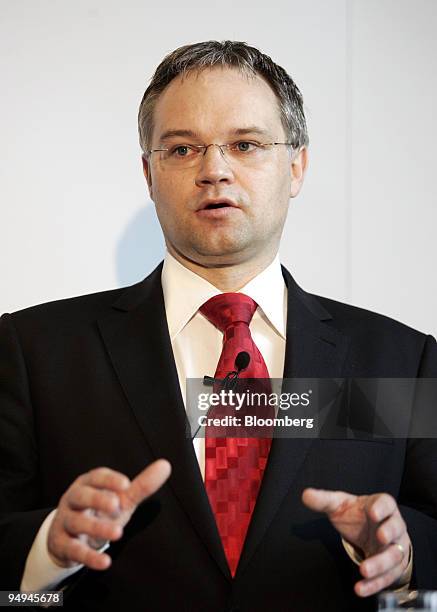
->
<box><xmin>203</xmin><ymin>351</ymin><xmax>251</xmax><ymax>391</ymax></box>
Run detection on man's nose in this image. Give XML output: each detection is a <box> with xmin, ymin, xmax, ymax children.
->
<box><xmin>195</xmin><ymin>144</ymin><xmax>235</xmax><ymax>186</ymax></box>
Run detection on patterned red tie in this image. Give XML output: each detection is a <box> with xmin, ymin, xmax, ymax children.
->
<box><xmin>200</xmin><ymin>293</ymin><xmax>273</xmax><ymax>577</ymax></box>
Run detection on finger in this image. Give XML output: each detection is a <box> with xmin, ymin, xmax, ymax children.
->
<box><xmin>66</xmin><ymin>486</ymin><xmax>121</xmax><ymax>517</ymax></box>
<box><xmin>53</xmin><ymin>535</ymin><xmax>113</xmax><ymax>571</ymax></box>
<box><xmin>376</xmin><ymin>513</ymin><xmax>406</xmax><ymax>546</ymax></box>
<box><xmin>63</xmin><ymin>511</ymin><xmax>123</xmax><ymax>542</ymax></box>
<box><xmin>355</xmin><ymin>560</ymin><xmax>405</xmax><ymax>597</ymax></box>
<box><xmin>301</xmin><ymin>488</ymin><xmax>354</xmax><ymax>514</ymax></box>
<box><xmin>367</xmin><ymin>493</ymin><xmax>397</xmax><ymax>523</ymax></box>
<box><xmin>123</xmin><ymin>459</ymin><xmax>171</xmax><ymax>509</ymax></box>
<box><xmin>359</xmin><ymin>542</ymin><xmax>407</xmax><ymax>580</ymax></box>
<box><xmin>80</xmin><ymin>468</ymin><xmax>131</xmax><ymax>493</ymax></box>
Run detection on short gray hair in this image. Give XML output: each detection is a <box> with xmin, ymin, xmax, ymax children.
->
<box><xmin>138</xmin><ymin>40</ymin><xmax>309</xmax><ymax>153</ymax></box>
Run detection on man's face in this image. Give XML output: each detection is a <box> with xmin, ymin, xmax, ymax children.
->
<box><xmin>143</xmin><ymin>67</ymin><xmax>307</xmax><ymax>267</ymax></box>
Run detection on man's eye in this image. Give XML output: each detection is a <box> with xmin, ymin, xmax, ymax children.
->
<box><xmin>233</xmin><ymin>141</ymin><xmax>259</xmax><ymax>153</ymax></box>
<box><xmin>170</xmin><ymin>145</ymin><xmax>195</xmax><ymax>157</ymax></box>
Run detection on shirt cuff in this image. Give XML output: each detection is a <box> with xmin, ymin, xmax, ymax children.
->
<box><xmin>341</xmin><ymin>537</ymin><xmax>413</xmax><ymax>590</ymax></box>
<box><xmin>20</xmin><ymin>508</ymin><xmax>110</xmax><ymax>592</ymax></box>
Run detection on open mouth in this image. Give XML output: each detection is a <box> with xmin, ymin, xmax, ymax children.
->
<box><xmin>204</xmin><ymin>202</ymin><xmax>231</xmax><ymax>210</ymax></box>
<box><xmin>199</xmin><ymin>198</ymin><xmax>238</xmax><ymax>211</ymax></box>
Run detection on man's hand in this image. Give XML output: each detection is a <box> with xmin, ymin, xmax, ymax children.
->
<box><xmin>301</xmin><ymin>488</ymin><xmax>411</xmax><ymax>597</ymax></box>
<box><xmin>47</xmin><ymin>459</ymin><xmax>171</xmax><ymax>571</ymax></box>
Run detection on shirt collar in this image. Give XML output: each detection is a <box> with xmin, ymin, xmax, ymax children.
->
<box><xmin>161</xmin><ymin>250</ymin><xmax>287</xmax><ymax>340</ymax></box>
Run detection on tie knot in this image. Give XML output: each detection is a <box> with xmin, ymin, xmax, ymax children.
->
<box><xmin>200</xmin><ymin>293</ymin><xmax>257</xmax><ymax>332</ymax></box>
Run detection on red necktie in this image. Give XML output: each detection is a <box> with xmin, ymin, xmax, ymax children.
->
<box><xmin>200</xmin><ymin>293</ymin><xmax>273</xmax><ymax>577</ymax></box>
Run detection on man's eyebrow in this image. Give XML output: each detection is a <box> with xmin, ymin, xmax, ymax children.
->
<box><xmin>159</xmin><ymin>129</ymin><xmax>199</xmax><ymax>142</ymax></box>
<box><xmin>231</xmin><ymin>127</ymin><xmax>271</xmax><ymax>137</ymax></box>
<box><xmin>158</xmin><ymin>126</ymin><xmax>271</xmax><ymax>142</ymax></box>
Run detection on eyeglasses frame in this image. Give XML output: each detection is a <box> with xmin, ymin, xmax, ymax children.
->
<box><xmin>142</xmin><ymin>141</ymin><xmax>297</xmax><ymax>162</ymax></box>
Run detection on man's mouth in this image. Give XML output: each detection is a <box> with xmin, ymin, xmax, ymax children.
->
<box><xmin>197</xmin><ymin>198</ymin><xmax>239</xmax><ymax>211</ymax></box>
<box><xmin>205</xmin><ymin>202</ymin><xmax>229</xmax><ymax>209</ymax></box>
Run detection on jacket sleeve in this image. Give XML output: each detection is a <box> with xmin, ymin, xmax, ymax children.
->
<box><xmin>0</xmin><ymin>312</ymin><xmax>56</xmax><ymax>589</ymax></box>
<box><xmin>399</xmin><ymin>334</ymin><xmax>437</xmax><ymax>589</ymax></box>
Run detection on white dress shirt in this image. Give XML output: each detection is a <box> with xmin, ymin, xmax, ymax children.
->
<box><xmin>162</xmin><ymin>251</ymin><xmax>287</xmax><ymax>478</ymax></box>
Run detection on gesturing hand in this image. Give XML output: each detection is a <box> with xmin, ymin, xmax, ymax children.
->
<box><xmin>302</xmin><ymin>488</ymin><xmax>411</xmax><ymax>597</ymax></box>
<box><xmin>47</xmin><ymin>459</ymin><xmax>171</xmax><ymax>571</ymax></box>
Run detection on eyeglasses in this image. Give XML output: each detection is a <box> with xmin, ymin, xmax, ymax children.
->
<box><xmin>143</xmin><ymin>140</ymin><xmax>295</xmax><ymax>168</ymax></box>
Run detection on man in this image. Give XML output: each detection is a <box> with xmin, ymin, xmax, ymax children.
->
<box><xmin>1</xmin><ymin>40</ymin><xmax>436</xmax><ymax>611</ymax></box>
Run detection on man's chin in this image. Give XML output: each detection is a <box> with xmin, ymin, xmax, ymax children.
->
<box><xmin>192</xmin><ymin>241</ymin><xmax>252</xmax><ymax>262</ymax></box>
<box><xmin>169</xmin><ymin>243</ymin><xmax>249</xmax><ymax>268</ymax></box>
<box><xmin>167</xmin><ymin>231</ymin><xmax>266</xmax><ymax>266</ymax></box>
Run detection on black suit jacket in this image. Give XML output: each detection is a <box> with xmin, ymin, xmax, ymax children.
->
<box><xmin>1</xmin><ymin>263</ymin><xmax>437</xmax><ymax>612</ymax></box>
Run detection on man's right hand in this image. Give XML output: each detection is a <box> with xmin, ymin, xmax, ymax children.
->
<box><xmin>47</xmin><ymin>459</ymin><xmax>171</xmax><ymax>571</ymax></box>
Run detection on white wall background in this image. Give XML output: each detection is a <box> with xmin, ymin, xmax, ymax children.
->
<box><xmin>1</xmin><ymin>0</ymin><xmax>436</xmax><ymax>336</ymax></box>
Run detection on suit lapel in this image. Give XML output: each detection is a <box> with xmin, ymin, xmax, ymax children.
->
<box><xmin>97</xmin><ymin>263</ymin><xmax>230</xmax><ymax>580</ymax></box>
<box><xmin>236</xmin><ymin>266</ymin><xmax>351</xmax><ymax>576</ymax></box>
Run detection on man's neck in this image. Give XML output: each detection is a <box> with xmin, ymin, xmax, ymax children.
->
<box><xmin>166</xmin><ymin>246</ymin><xmax>279</xmax><ymax>292</ymax></box>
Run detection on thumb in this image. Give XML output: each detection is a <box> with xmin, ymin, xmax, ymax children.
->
<box><xmin>123</xmin><ymin>459</ymin><xmax>171</xmax><ymax>510</ymax></box>
<box><xmin>302</xmin><ymin>488</ymin><xmax>354</xmax><ymax>515</ymax></box>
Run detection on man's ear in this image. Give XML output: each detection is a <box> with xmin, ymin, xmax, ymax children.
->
<box><xmin>290</xmin><ymin>146</ymin><xmax>308</xmax><ymax>198</ymax></box>
<box><xmin>142</xmin><ymin>154</ymin><xmax>154</xmax><ymax>199</ymax></box>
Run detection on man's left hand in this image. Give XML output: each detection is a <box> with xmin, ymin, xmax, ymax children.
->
<box><xmin>301</xmin><ymin>488</ymin><xmax>411</xmax><ymax>597</ymax></box>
